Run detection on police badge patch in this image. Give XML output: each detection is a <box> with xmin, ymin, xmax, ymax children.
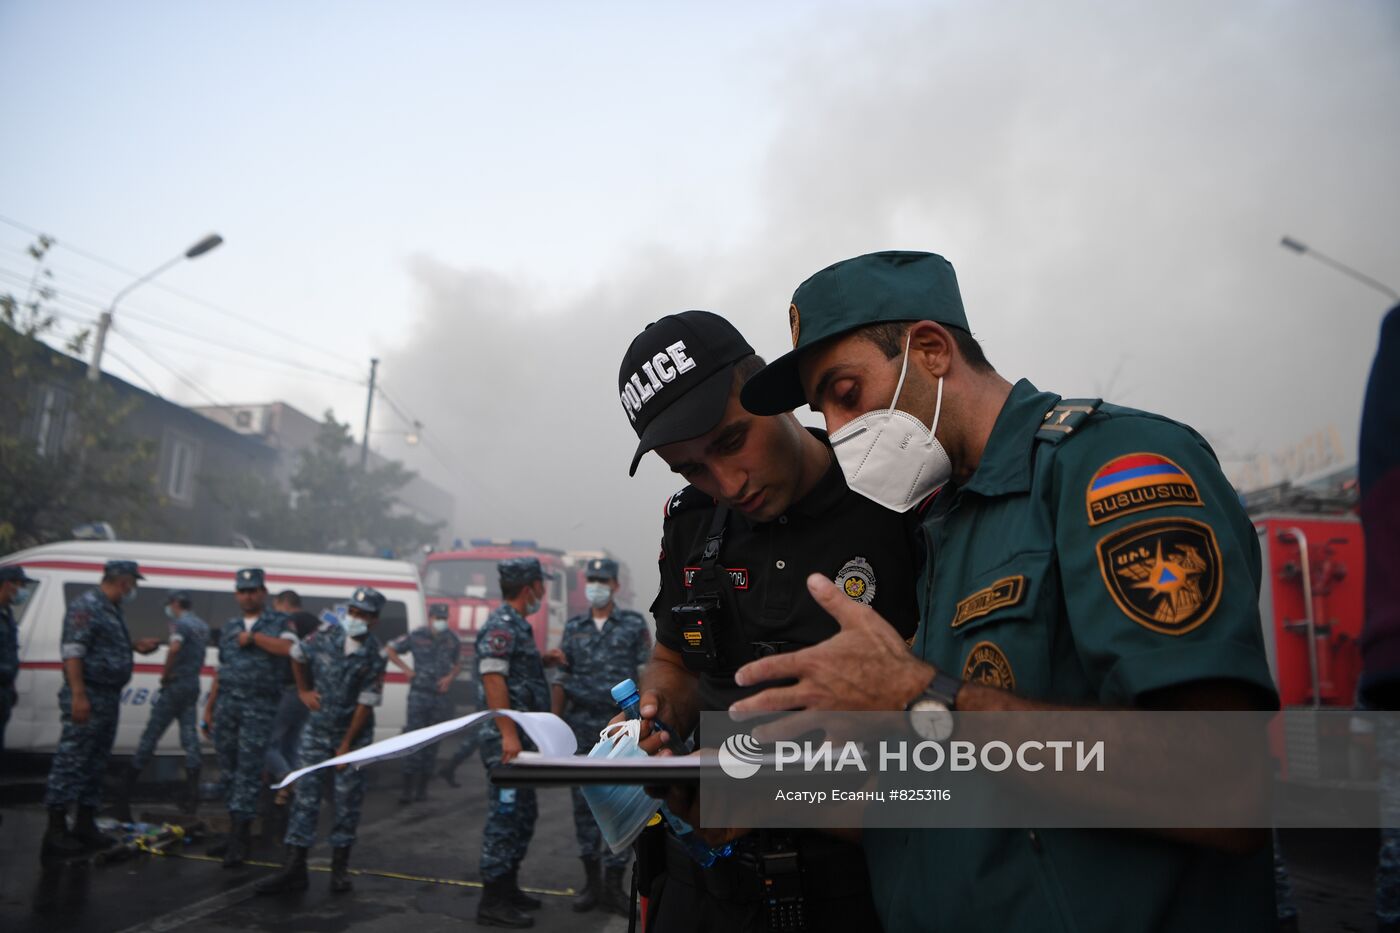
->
<box><xmin>1096</xmin><ymin>517</ymin><xmax>1223</xmax><ymax>635</ymax></box>
<box><xmin>835</xmin><ymin>557</ymin><xmax>877</xmax><ymax>605</ymax></box>
<box><xmin>962</xmin><ymin>641</ymin><xmax>1015</xmax><ymax>691</ymax></box>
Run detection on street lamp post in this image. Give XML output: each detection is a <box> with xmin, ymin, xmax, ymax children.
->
<box><xmin>86</xmin><ymin>233</ymin><xmax>224</xmax><ymax>381</ymax></box>
<box><xmin>1279</xmin><ymin>236</ymin><xmax>1399</xmax><ymax>303</ymax></box>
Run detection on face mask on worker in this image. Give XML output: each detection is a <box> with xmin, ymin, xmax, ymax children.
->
<box><xmin>585</xmin><ymin>582</ymin><xmax>613</xmax><ymax>609</ymax></box>
<box><xmin>343</xmin><ymin>613</ymin><xmax>369</xmax><ymax>639</ymax></box>
<box><xmin>829</xmin><ymin>334</ymin><xmax>952</xmax><ymax>513</ymax></box>
<box><xmin>432</xmin><ymin>618</ymin><xmax>449</xmax><ymax>634</ymax></box>
<box><xmin>122</xmin><ymin>585</ymin><xmax>139</xmax><ymax>606</ymax></box>
<box><xmin>522</xmin><ymin>585</ymin><xmax>542</xmax><ymax>616</ymax></box>
<box><xmin>13</xmin><ymin>586</ymin><xmax>32</xmax><ymax>606</ymax></box>
<box><xmin>164</xmin><ymin>604</ymin><xmax>177</xmax><ymax>620</ymax></box>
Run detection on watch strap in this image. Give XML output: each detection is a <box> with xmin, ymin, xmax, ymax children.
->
<box><xmin>913</xmin><ymin>670</ymin><xmax>963</xmax><ymax>711</ymax></box>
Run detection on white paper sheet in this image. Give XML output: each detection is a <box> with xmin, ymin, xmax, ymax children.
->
<box><xmin>271</xmin><ymin>709</ymin><xmax>577</xmax><ymax>790</ymax></box>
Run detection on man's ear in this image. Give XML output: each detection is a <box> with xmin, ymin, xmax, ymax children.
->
<box><xmin>907</xmin><ymin>321</ymin><xmax>953</xmax><ymax>378</ymax></box>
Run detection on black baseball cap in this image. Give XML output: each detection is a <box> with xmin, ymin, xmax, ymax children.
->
<box><xmin>619</xmin><ymin>310</ymin><xmax>754</xmax><ymax>476</ymax></box>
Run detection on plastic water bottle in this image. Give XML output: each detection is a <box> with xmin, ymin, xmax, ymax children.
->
<box><xmin>611</xmin><ymin>679</ymin><xmax>733</xmax><ymax>868</ymax></box>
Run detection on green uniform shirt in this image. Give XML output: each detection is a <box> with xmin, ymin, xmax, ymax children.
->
<box><xmin>867</xmin><ymin>379</ymin><xmax>1279</xmax><ymax>933</ymax></box>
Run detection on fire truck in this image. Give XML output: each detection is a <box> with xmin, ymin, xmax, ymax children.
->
<box><xmin>422</xmin><ymin>539</ymin><xmax>571</xmax><ymax>654</ymax></box>
<box><xmin>1246</xmin><ymin>470</ymin><xmax>1374</xmax><ymax>790</ymax></box>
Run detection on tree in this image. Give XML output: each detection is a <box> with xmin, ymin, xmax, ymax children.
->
<box><xmin>207</xmin><ymin>412</ymin><xmax>442</xmax><ymax>556</ymax></box>
<box><xmin>0</xmin><ymin>239</ymin><xmax>164</xmax><ymax>551</ymax></box>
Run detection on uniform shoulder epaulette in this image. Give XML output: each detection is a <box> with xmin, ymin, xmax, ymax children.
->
<box><xmin>1035</xmin><ymin>398</ymin><xmax>1102</xmax><ymax>444</ymax></box>
<box><xmin>663</xmin><ymin>485</ymin><xmax>714</xmax><ymax>520</ymax></box>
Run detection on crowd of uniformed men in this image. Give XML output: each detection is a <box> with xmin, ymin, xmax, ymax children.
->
<box><xmin>2</xmin><ymin>249</ymin><xmax>1309</xmax><ymax>932</ymax></box>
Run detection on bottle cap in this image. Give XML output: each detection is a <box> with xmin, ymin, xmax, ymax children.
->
<box><xmin>611</xmin><ymin>679</ymin><xmax>639</xmax><ymax>704</ymax></box>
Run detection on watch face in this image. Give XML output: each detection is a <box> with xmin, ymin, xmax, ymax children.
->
<box><xmin>910</xmin><ymin>700</ymin><xmax>954</xmax><ymax>743</ymax></box>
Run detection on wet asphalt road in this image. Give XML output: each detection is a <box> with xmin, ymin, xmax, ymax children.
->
<box><xmin>0</xmin><ymin>757</ymin><xmax>1385</xmax><ymax>932</ymax></box>
<box><xmin>0</xmin><ymin>761</ymin><xmax>629</xmax><ymax>933</ymax></box>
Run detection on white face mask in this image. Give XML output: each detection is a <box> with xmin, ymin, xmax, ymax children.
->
<box><xmin>343</xmin><ymin>614</ymin><xmax>369</xmax><ymax>639</ymax></box>
<box><xmin>829</xmin><ymin>335</ymin><xmax>952</xmax><ymax>513</ymax></box>
<box><xmin>432</xmin><ymin>619</ymin><xmax>449</xmax><ymax>633</ymax></box>
<box><xmin>585</xmin><ymin>582</ymin><xmax>613</xmax><ymax>609</ymax></box>
<box><xmin>522</xmin><ymin>593</ymin><xmax>542</xmax><ymax>616</ymax></box>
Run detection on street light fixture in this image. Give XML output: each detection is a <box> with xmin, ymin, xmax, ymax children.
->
<box><xmin>1279</xmin><ymin>235</ymin><xmax>1398</xmax><ymax>303</ymax></box>
<box><xmin>87</xmin><ymin>233</ymin><xmax>224</xmax><ymax>381</ymax></box>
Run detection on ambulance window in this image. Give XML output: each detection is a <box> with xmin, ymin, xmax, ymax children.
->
<box><xmin>62</xmin><ymin>583</ymin><xmax>173</xmax><ymax>643</ymax></box>
<box><xmin>13</xmin><ymin>579</ymin><xmax>41</xmax><ymax>624</ymax></box>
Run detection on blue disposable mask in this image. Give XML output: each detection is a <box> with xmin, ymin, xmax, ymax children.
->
<box><xmin>432</xmin><ymin>619</ymin><xmax>449</xmax><ymax>634</ymax></box>
<box><xmin>579</xmin><ymin>720</ymin><xmax>662</xmax><ymax>853</ymax></box>
<box><xmin>343</xmin><ymin>615</ymin><xmax>369</xmax><ymax>639</ymax></box>
<box><xmin>164</xmin><ymin>605</ymin><xmax>176</xmax><ymax>620</ymax></box>
<box><xmin>122</xmin><ymin>586</ymin><xmax>138</xmax><ymax>606</ymax></box>
<box><xmin>585</xmin><ymin>583</ymin><xmax>613</xmax><ymax>609</ymax></box>
<box><xmin>13</xmin><ymin>587</ymin><xmax>32</xmax><ymax>606</ymax></box>
<box><xmin>522</xmin><ymin>596</ymin><xmax>542</xmax><ymax>616</ymax></box>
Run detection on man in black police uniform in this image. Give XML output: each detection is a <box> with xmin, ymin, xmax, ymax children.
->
<box><xmin>616</xmin><ymin>310</ymin><xmax>920</xmax><ymax>932</ymax></box>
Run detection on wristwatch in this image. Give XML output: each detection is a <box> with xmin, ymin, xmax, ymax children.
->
<box><xmin>906</xmin><ymin>670</ymin><xmax>963</xmax><ymax>743</ymax></box>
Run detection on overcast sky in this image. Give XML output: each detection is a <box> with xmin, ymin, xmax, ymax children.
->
<box><xmin>2</xmin><ymin>1</ymin><xmax>1397</xmax><ymax>601</ymax></box>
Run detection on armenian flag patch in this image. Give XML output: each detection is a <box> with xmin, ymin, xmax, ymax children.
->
<box><xmin>1085</xmin><ymin>452</ymin><xmax>1202</xmax><ymax>526</ymax></box>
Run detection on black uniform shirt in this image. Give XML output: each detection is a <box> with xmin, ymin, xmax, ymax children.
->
<box><xmin>651</xmin><ymin>430</ymin><xmax>921</xmax><ymax>711</ymax></box>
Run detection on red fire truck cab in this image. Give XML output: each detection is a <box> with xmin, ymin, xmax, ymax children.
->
<box><xmin>422</xmin><ymin>540</ymin><xmax>571</xmax><ymax>660</ymax></box>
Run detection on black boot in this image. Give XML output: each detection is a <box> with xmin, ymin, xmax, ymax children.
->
<box><xmin>222</xmin><ymin>818</ymin><xmax>251</xmax><ymax>868</ymax></box>
<box><xmin>602</xmin><ymin>865</ymin><xmax>630</xmax><ymax>918</ymax></box>
<box><xmin>72</xmin><ymin>805</ymin><xmax>117</xmax><ymax>851</ymax></box>
<box><xmin>182</xmin><ymin>766</ymin><xmax>201</xmax><ymax>816</ymax></box>
<box><xmin>330</xmin><ymin>846</ymin><xmax>353</xmax><ymax>893</ymax></box>
<box><xmin>476</xmin><ymin>878</ymin><xmax>533</xmax><ymax>928</ymax></box>
<box><xmin>40</xmin><ymin>807</ymin><xmax>84</xmax><ymax>859</ymax></box>
<box><xmin>505</xmin><ymin>868</ymin><xmax>541</xmax><ymax>911</ymax></box>
<box><xmin>255</xmin><ymin>845</ymin><xmax>309</xmax><ymax>894</ymax></box>
<box><xmin>398</xmin><ymin>774</ymin><xmax>415</xmax><ymax>805</ymax></box>
<box><xmin>414</xmin><ymin>773</ymin><xmax>429</xmax><ymax>801</ymax></box>
<box><xmin>572</xmin><ymin>857</ymin><xmax>600</xmax><ymax>912</ymax></box>
<box><xmin>440</xmin><ymin>757</ymin><xmax>461</xmax><ymax>789</ymax></box>
<box><xmin>114</xmin><ymin>765</ymin><xmax>139</xmax><ymax>823</ymax></box>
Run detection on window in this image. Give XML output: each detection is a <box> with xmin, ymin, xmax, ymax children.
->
<box><xmin>161</xmin><ymin>432</ymin><xmax>200</xmax><ymax>506</ymax></box>
<box><xmin>61</xmin><ymin>584</ymin><xmax>410</xmax><ymax>648</ymax></box>
<box><xmin>423</xmin><ymin>560</ymin><xmax>502</xmax><ymax>600</ymax></box>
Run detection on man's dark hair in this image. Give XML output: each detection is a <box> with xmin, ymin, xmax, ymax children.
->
<box><xmin>861</xmin><ymin>321</ymin><xmax>993</xmax><ymax>373</ymax></box>
<box><xmin>733</xmin><ymin>353</ymin><xmax>767</xmax><ymax>386</ymax></box>
<box><xmin>501</xmin><ymin>581</ymin><xmax>527</xmax><ymax>600</ymax></box>
<box><xmin>173</xmin><ymin>594</ymin><xmax>193</xmax><ymax>610</ymax></box>
<box><xmin>288</xmin><ymin>610</ymin><xmax>321</xmax><ymax>639</ymax></box>
<box><xmin>275</xmin><ymin>589</ymin><xmax>302</xmax><ymax>609</ymax></box>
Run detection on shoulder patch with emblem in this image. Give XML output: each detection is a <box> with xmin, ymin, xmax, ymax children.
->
<box><xmin>482</xmin><ymin>628</ymin><xmax>513</xmax><ymax>656</ymax></box>
<box><xmin>962</xmin><ymin>641</ymin><xmax>1016</xmax><ymax>691</ymax></box>
<box><xmin>951</xmin><ymin>576</ymin><xmax>1026</xmax><ymax>628</ymax></box>
<box><xmin>1086</xmin><ymin>452</ymin><xmax>1203</xmax><ymax>526</ymax></box>
<box><xmin>1096</xmin><ymin>516</ymin><xmax>1223</xmax><ymax>635</ymax></box>
<box><xmin>835</xmin><ymin>557</ymin><xmax>877</xmax><ymax>605</ymax></box>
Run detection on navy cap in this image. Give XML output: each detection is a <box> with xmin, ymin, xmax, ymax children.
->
<box><xmin>619</xmin><ymin>310</ymin><xmax>754</xmax><ymax>476</ymax></box>
<box><xmin>348</xmin><ymin>586</ymin><xmax>386</xmax><ymax>615</ymax></box>
<box><xmin>104</xmin><ymin>559</ymin><xmax>146</xmax><ymax>580</ymax></box>
<box><xmin>499</xmin><ymin>557</ymin><xmax>555</xmax><ymax>586</ymax></box>
<box><xmin>0</xmin><ymin>565</ymin><xmax>37</xmax><ymax>585</ymax></box>
<box><xmin>585</xmin><ymin>558</ymin><xmax>619</xmax><ymax>581</ymax></box>
<box><xmin>167</xmin><ymin>589</ymin><xmax>191</xmax><ymax>604</ymax></box>
<box><xmin>428</xmin><ymin>603</ymin><xmax>450</xmax><ymax>620</ymax></box>
<box><xmin>234</xmin><ymin>567</ymin><xmax>266</xmax><ymax>591</ymax></box>
<box><xmin>742</xmin><ymin>251</ymin><xmax>968</xmax><ymax>415</ymax></box>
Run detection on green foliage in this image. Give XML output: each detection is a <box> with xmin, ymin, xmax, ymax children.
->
<box><xmin>0</xmin><ymin>238</ymin><xmax>163</xmax><ymax>551</ymax></box>
<box><xmin>208</xmin><ymin>412</ymin><xmax>442</xmax><ymax>557</ymax></box>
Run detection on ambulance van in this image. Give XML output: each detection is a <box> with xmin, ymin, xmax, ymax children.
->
<box><xmin>3</xmin><ymin>540</ymin><xmax>423</xmax><ymax>756</ymax></box>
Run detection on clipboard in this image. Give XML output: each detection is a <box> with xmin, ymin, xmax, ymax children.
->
<box><xmin>490</xmin><ymin>751</ymin><xmax>720</xmax><ymax>787</ymax></box>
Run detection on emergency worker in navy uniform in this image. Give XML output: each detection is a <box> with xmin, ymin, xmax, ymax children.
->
<box><xmin>0</xmin><ymin>564</ymin><xmax>38</xmax><ymax>753</ymax></box>
<box><xmin>552</xmin><ymin>557</ymin><xmax>652</xmax><ymax>915</ymax></box>
<box><xmin>616</xmin><ymin>310</ymin><xmax>920</xmax><ymax>932</ymax></box>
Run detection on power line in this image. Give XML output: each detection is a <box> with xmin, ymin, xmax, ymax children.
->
<box><xmin>0</xmin><ymin>211</ymin><xmax>347</xmax><ymax>353</ymax></box>
<box><xmin>111</xmin><ymin>330</ymin><xmax>228</xmax><ymax>408</ymax></box>
<box><xmin>0</xmin><ymin>213</ymin><xmax>361</xmax><ymax>367</ymax></box>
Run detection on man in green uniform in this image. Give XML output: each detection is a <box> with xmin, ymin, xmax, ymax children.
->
<box><xmin>734</xmin><ymin>250</ymin><xmax>1280</xmax><ymax>932</ymax></box>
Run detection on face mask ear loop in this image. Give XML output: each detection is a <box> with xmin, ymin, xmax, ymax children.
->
<box><xmin>930</xmin><ymin>371</ymin><xmax>945</xmax><ymax>437</ymax></box>
<box><xmin>888</xmin><ymin>333</ymin><xmax>914</xmax><ymax>416</ymax></box>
